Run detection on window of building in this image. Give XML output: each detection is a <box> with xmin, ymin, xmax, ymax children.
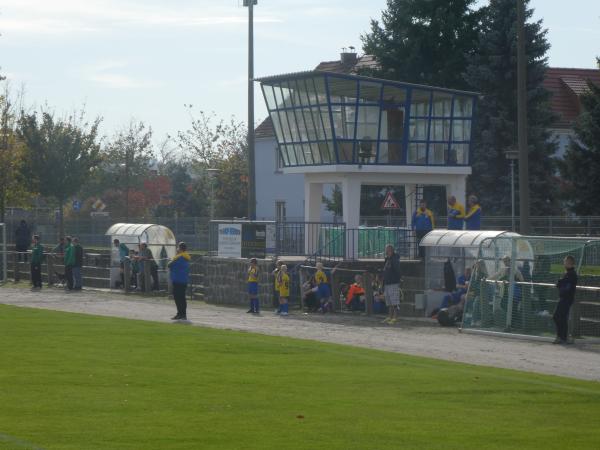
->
<box><xmin>276</xmin><ymin>201</ymin><xmax>287</xmax><ymax>222</ymax></box>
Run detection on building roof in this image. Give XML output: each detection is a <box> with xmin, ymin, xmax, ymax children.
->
<box><xmin>543</xmin><ymin>67</ymin><xmax>600</xmax><ymax>129</ymax></box>
<box><xmin>255</xmin><ymin>116</ymin><xmax>274</xmax><ymax>139</ymax></box>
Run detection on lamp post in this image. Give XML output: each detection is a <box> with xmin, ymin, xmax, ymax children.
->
<box><xmin>517</xmin><ymin>0</ymin><xmax>530</xmax><ymax>234</ymax></box>
<box><xmin>207</xmin><ymin>168</ymin><xmax>221</xmax><ymax>222</ymax></box>
<box><xmin>244</xmin><ymin>0</ymin><xmax>257</xmax><ymax>220</ymax></box>
<box><xmin>505</xmin><ymin>150</ymin><xmax>519</xmax><ymax>232</ymax></box>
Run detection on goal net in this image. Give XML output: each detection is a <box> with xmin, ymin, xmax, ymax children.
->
<box><xmin>0</xmin><ymin>223</ymin><xmax>6</xmax><ymax>283</ymax></box>
<box><xmin>461</xmin><ymin>235</ymin><xmax>600</xmax><ymax>340</ymax></box>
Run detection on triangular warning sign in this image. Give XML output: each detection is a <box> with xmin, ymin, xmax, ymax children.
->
<box><xmin>381</xmin><ymin>191</ymin><xmax>400</xmax><ymax>210</ymax></box>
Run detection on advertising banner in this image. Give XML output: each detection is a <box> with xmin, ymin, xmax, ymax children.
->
<box><xmin>218</xmin><ymin>224</ymin><xmax>242</xmax><ymax>258</ymax></box>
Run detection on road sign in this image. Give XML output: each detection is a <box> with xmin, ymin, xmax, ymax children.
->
<box><xmin>381</xmin><ymin>191</ymin><xmax>400</xmax><ymax>210</ymax></box>
<box><xmin>72</xmin><ymin>200</ymin><xmax>82</xmax><ymax>212</ymax></box>
<box><xmin>92</xmin><ymin>199</ymin><xmax>106</xmax><ymax>211</ymax></box>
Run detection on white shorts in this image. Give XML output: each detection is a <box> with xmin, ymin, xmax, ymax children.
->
<box><xmin>384</xmin><ymin>284</ymin><xmax>400</xmax><ymax>306</ymax></box>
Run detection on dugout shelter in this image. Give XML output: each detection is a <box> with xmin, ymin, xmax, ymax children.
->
<box><xmin>460</xmin><ymin>234</ymin><xmax>600</xmax><ymax>341</ymax></box>
<box><xmin>105</xmin><ymin>223</ymin><xmax>177</xmax><ymax>288</ymax></box>
<box><xmin>418</xmin><ymin>230</ymin><xmax>524</xmax><ymax>316</ymax></box>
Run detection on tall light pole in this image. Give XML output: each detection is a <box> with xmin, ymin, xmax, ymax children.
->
<box><xmin>517</xmin><ymin>0</ymin><xmax>530</xmax><ymax>234</ymax></box>
<box><xmin>505</xmin><ymin>150</ymin><xmax>519</xmax><ymax>232</ymax></box>
<box><xmin>244</xmin><ymin>0</ymin><xmax>257</xmax><ymax>220</ymax></box>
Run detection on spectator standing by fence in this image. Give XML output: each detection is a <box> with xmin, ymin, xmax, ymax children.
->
<box><xmin>464</xmin><ymin>195</ymin><xmax>482</xmax><ymax>230</ymax></box>
<box><xmin>15</xmin><ymin>219</ymin><xmax>31</xmax><ymax>262</ymax></box>
<box><xmin>30</xmin><ymin>235</ymin><xmax>44</xmax><ymax>291</ymax></box>
<box><xmin>382</xmin><ymin>244</ymin><xmax>402</xmax><ymax>324</ymax></box>
<box><xmin>113</xmin><ymin>239</ymin><xmax>129</xmax><ymax>288</ymax></box>
<box><xmin>447</xmin><ymin>196</ymin><xmax>465</xmax><ymax>230</ymax></box>
<box><xmin>72</xmin><ymin>237</ymin><xmax>84</xmax><ymax>290</ymax></box>
<box><xmin>553</xmin><ymin>255</ymin><xmax>578</xmax><ymax>345</ymax></box>
<box><xmin>278</xmin><ymin>265</ymin><xmax>290</xmax><ymax>316</ymax></box>
<box><xmin>168</xmin><ymin>242</ymin><xmax>191</xmax><ymax>321</ymax></box>
<box><xmin>64</xmin><ymin>237</ymin><xmax>75</xmax><ymax>291</ymax></box>
<box><xmin>139</xmin><ymin>243</ymin><xmax>159</xmax><ymax>291</ymax></box>
<box><xmin>412</xmin><ymin>200</ymin><xmax>435</xmax><ymax>258</ymax></box>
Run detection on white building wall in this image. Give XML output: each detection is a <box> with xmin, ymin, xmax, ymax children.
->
<box><xmin>255</xmin><ymin>137</ymin><xmax>334</xmax><ymax>221</ymax></box>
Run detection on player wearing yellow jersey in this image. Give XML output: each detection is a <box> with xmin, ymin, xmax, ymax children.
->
<box><xmin>315</xmin><ymin>262</ymin><xmax>332</xmax><ymax>313</ymax></box>
<box><xmin>247</xmin><ymin>258</ymin><xmax>260</xmax><ymax>314</ymax></box>
<box><xmin>272</xmin><ymin>260</ymin><xmax>282</xmax><ymax>314</ymax></box>
<box><xmin>278</xmin><ymin>265</ymin><xmax>290</xmax><ymax>316</ymax></box>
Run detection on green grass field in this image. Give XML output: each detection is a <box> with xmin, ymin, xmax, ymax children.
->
<box><xmin>1</xmin><ymin>305</ymin><xmax>599</xmax><ymax>450</ymax></box>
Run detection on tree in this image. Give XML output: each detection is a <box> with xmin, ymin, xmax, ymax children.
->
<box><xmin>0</xmin><ymin>84</ymin><xmax>32</xmax><ymax>221</ymax></box>
<box><xmin>323</xmin><ymin>185</ymin><xmax>343</xmax><ymax>220</ymax></box>
<box><xmin>18</xmin><ymin>109</ymin><xmax>101</xmax><ymax>238</ymax></box>
<box><xmin>103</xmin><ymin>120</ymin><xmax>154</xmax><ymax>220</ymax></box>
<box><xmin>176</xmin><ymin>108</ymin><xmax>248</xmax><ymax>218</ymax></box>
<box><xmin>464</xmin><ymin>0</ymin><xmax>559</xmax><ymax>215</ymax></box>
<box><xmin>176</xmin><ymin>108</ymin><xmax>247</xmax><ymax>164</ymax></box>
<box><xmin>559</xmin><ymin>79</ymin><xmax>600</xmax><ymax>215</ymax></box>
<box><xmin>361</xmin><ymin>0</ymin><xmax>482</xmax><ymax>89</ymax></box>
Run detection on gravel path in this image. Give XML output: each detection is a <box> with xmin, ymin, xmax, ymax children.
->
<box><xmin>1</xmin><ymin>287</ymin><xmax>599</xmax><ymax>382</ymax></box>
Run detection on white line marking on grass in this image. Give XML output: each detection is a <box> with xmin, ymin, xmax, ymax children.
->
<box><xmin>0</xmin><ymin>433</ymin><xmax>46</xmax><ymax>450</ymax></box>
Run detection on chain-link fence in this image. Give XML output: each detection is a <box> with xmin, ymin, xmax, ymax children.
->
<box><xmin>462</xmin><ymin>236</ymin><xmax>600</xmax><ymax>340</ymax></box>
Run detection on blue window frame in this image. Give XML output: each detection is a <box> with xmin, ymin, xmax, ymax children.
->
<box><xmin>259</xmin><ymin>72</ymin><xmax>477</xmax><ymax>168</ymax></box>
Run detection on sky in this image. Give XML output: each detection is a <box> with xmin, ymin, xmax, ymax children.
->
<box><xmin>1</xmin><ymin>0</ymin><xmax>599</xmax><ymax>143</ymax></box>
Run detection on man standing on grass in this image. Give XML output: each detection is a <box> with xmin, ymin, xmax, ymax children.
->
<box><xmin>553</xmin><ymin>255</ymin><xmax>578</xmax><ymax>345</ymax></box>
<box><xmin>382</xmin><ymin>244</ymin><xmax>402</xmax><ymax>324</ymax></box>
<box><xmin>168</xmin><ymin>242</ymin><xmax>191</xmax><ymax>321</ymax></box>
<box><xmin>63</xmin><ymin>237</ymin><xmax>75</xmax><ymax>291</ymax></box>
<box><xmin>72</xmin><ymin>237</ymin><xmax>84</xmax><ymax>290</ymax></box>
<box><xmin>30</xmin><ymin>235</ymin><xmax>44</xmax><ymax>291</ymax></box>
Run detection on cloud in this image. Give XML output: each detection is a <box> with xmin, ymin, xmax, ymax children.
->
<box><xmin>82</xmin><ymin>61</ymin><xmax>163</xmax><ymax>89</ymax></box>
<box><xmin>0</xmin><ymin>0</ymin><xmax>283</xmax><ymax>36</ymax></box>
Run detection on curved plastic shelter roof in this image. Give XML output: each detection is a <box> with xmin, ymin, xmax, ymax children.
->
<box><xmin>420</xmin><ymin>230</ymin><xmax>521</xmax><ymax>249</ymax></box>
<box><xmin>105</xmin><ymin>223</ymin><xmax>177</xmax><ymax>261</ymax></box>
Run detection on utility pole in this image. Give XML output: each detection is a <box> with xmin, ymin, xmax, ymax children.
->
<box><xmin>516</xmin><ymin>0</ymin><xmax>530</xmax><ymax>234</ymax></box>
<box><xmin>244</xmin><ymin>0</ymin><xmax>257</xmax><ymax>220</ymax></box>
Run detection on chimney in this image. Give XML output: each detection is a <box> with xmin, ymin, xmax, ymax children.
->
<box><xmin>340</xmin><ymin>46</ymin><xmax>357</xmax><ymax>65</ymax></box>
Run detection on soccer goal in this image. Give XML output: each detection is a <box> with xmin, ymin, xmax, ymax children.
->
<box><xmin>0</xmin><ymin>223</ymin><xmax>7</xmax><ymax>283</ymax></box>
<box><xmin>461</xmin><ymin>235</ymin><xmax>600</xmax><ymax>341</ymax></box>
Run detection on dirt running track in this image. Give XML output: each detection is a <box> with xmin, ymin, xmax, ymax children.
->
<box><xmin>1</xmin><ymin>287</ymin><xmax>599</xmax><ymax>381</ymax></box>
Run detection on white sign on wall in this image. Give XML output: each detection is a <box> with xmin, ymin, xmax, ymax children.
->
<box><xmin>218</xmin><ymin>224</ymin><xmax>242</xmax><ymax>258</ymax></box>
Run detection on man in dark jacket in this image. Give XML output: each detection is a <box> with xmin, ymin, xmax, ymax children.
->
<box><xmin>63</xmin><ymin>236</ymin><xmax>74</xmax><ymax>291</ymax></box>
<box><xmin>382</xmin><ymin>244</ymin><xmax>402</xmax><ymax>324</ymax></box>
<box><xmin>30</xmin><ymin>235</ymin><xmax>44</xmax><ymax>291</ymax></box>
<box><xmin>168</xmin><ymin>242</ymin><xmax>191</xmax><ymax>321</ymax></box>
<box><xmin>72</xmin><ymin>237</ymin><xmax>84</xmax><ymax>290</ymax></box>
<box><xmin>553</xmin><ymin>255</ymin><xmax>578</xmax><ymax>345</ymax></box>
<box><xmin>15</xmin><ymin>220</ymin><xmax>31</xmax><ymax>262</ymax></box>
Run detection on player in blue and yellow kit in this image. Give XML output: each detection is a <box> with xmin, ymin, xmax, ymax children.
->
<box><xmin>247</xmin><ymin>258</ymin><xmax>260</xmax><ymax>314</ymax></box>
<box><xmin>447</xmin><ymin>195</ymin><xmax>465</xmax><ymax>230</ymax></box>
<box><xmin>278</xmin><ymin>265</ymin><xmax>290</xmax><ymax>316</ymax></box>
<box><xmin>464</xmin><ymin>195</ymin><xmax>482</xmax><ymax>230</ymax></box>
<box><xmin>315</xmin><ymin>262</ymin><xmax>332</xmax><ymax>313</ymax></box>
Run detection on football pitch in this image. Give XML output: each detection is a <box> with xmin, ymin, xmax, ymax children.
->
<box><xmin>1</xmin><ymin>305</ymin><xmax>599</xmax><ymax>450</ymax></box>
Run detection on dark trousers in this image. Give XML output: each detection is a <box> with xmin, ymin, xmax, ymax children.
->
<box><xmin>31</xmin><ymin>263</ymin><xmax>42</xmax><ymax>288</ymax></box>
<box><xmin>273</xmin><ymin>291</ymin><xmax>280</xmax><ymax>309</ymax></box>
<box><xmin>173</xmin><ymin>282</ymin><xmax>187</xmax><ymax>318</ymax></box>
<box><xmin>151</xmin><ymin>266</ymin><xmax>159</xmax><ymax>290</ymax></box>
<box><xmin>65</xmin><ymin>265</ymin><xmax>74</xmax><ymax>290</ymax></box>
<box><xmin>553</xmin><ymin>298</ymin><xmax>572</xmax><ymax>341</ymax></box>
<box><xmin>415</xmin><ymin>230</ymin><xmax>429</xmax><ymax>258</ymax></box>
